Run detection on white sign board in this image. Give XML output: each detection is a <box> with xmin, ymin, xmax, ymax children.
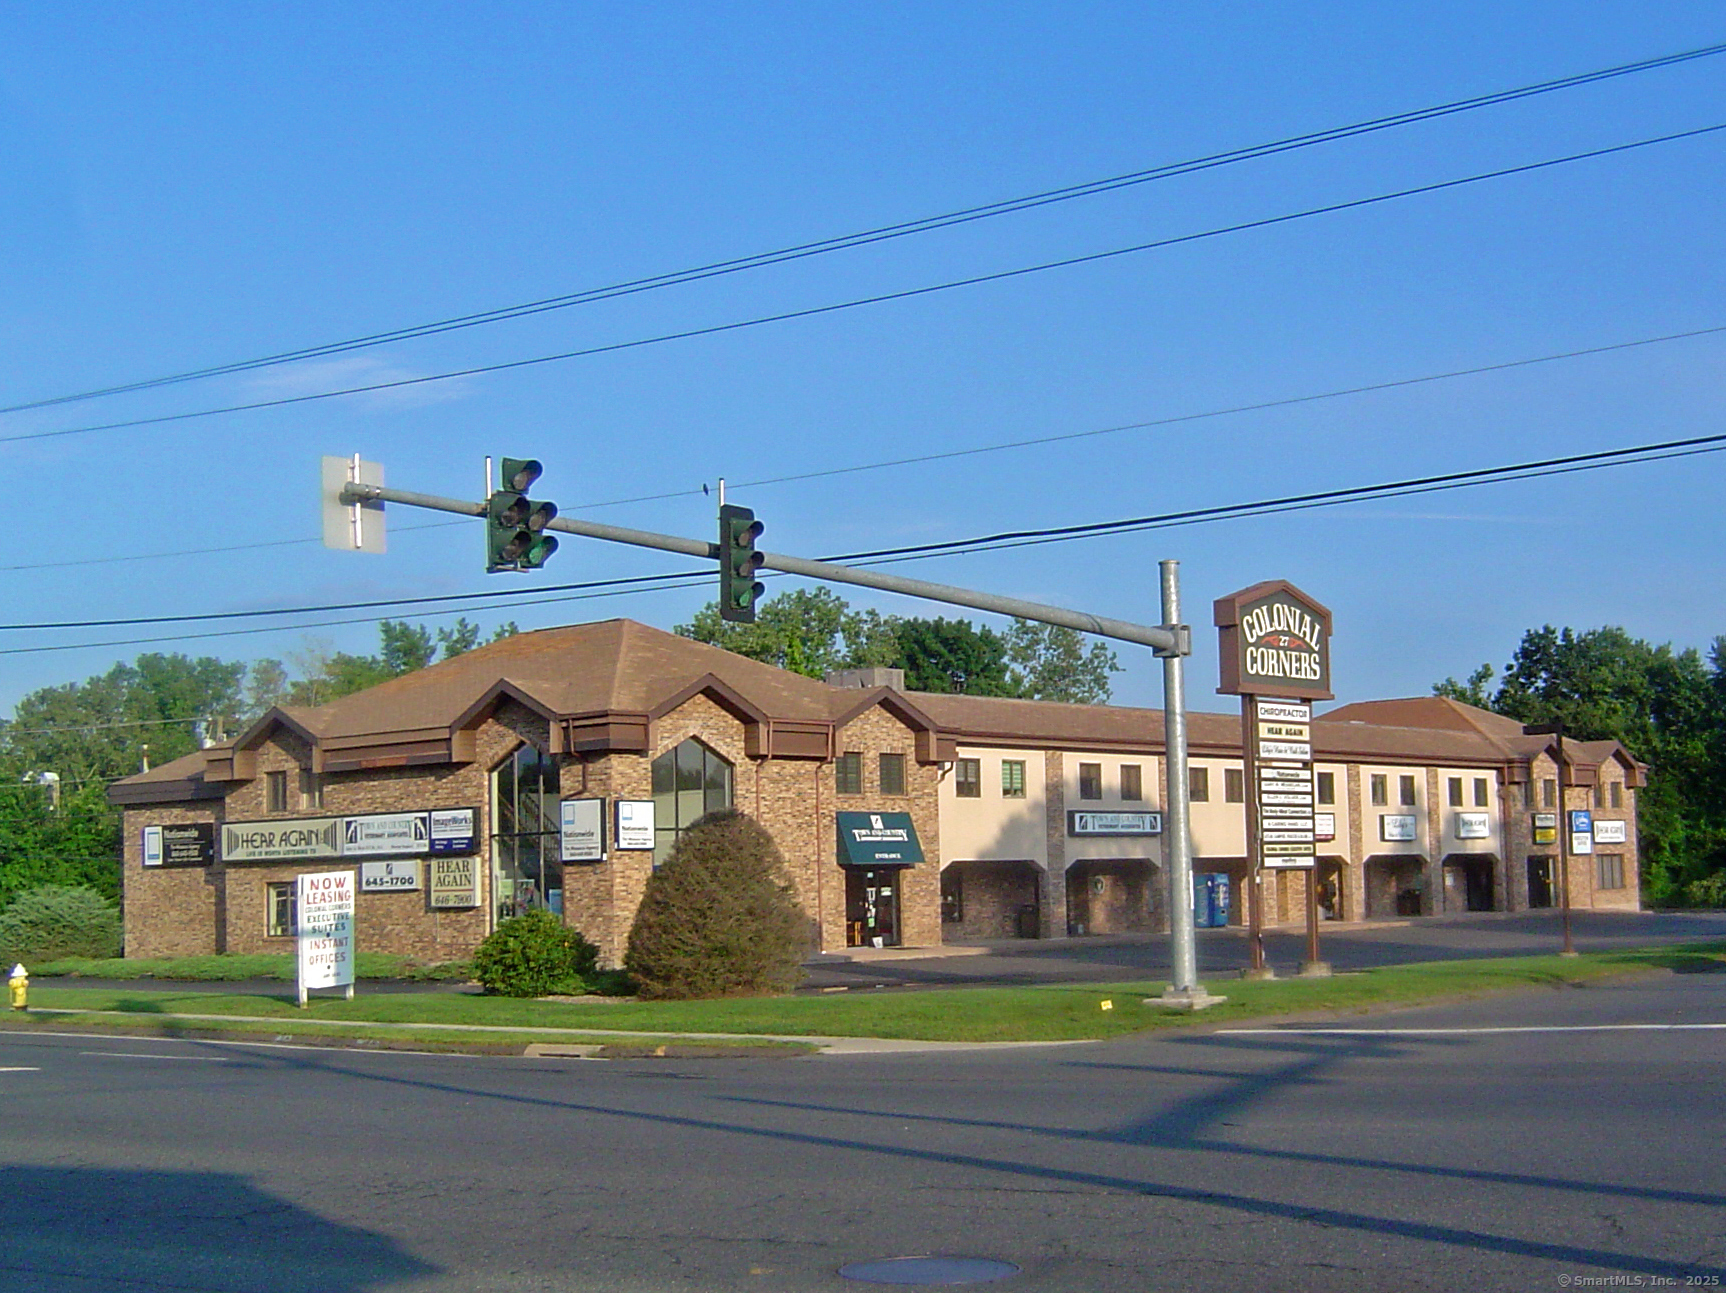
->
<box><xmin>344</xmin><ymin>812</ymin><xmax>429</xmax><ymax>857</ymax></box>
<box><xmin>560</xmin><ymin>798</ymin><xmax>604</xmax><ymax>862</ymax></box>
<box><xmin>1593</xmin><ymin>819</ymin><xmax>1629</xmax><ymax>845</ymax></box>
<box><xmin>296</xmin><ymin>870</ymin><xmax>355</xmax><ymax>1003</ymax></box>
<box><xmin>1314</xmin><ymin>812</ymin><xmax>1336</xmax><ymax>841</ymax></box>
<box><xmin>1454</xmin><ymin>812</ymin><xmax>1491</xmax><ymax>840</ymax></box>
<box><xmin>1379</xmin><ymin>814</ymin><xmax>1418</xmax><ymax>842</ymax></box>
<box><xmin>360</xmin><ymin>860</ymin><xmax>421</xmax><ymax>892</ymax></box>
<box><xmin>429</xmin><ymin>855</ymin><xmax>481</xmax><ymax>908</ymax></box>
<box><xmin>615</xmin><ymin>800</ymin><xmax>655</xmax><ymax>851</ymax></box>
<box><xmin>1255</xmin><ymin>699</ymin><xmax>1311</xmax><ymax>723</ymax></box>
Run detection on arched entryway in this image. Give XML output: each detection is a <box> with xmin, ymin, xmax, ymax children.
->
<box><xmin>940</xmin><ymin>860</ymin><xmax>1041</xmax><ymax>942</ymax></box>
<box><xmin>1065</xmin><ymin>859</ymin><xmax>1160</xmax><ymax>936</ymax></box>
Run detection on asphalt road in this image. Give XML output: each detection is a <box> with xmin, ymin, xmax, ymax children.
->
<box><xmin>1</xmin><ymin>970</ymin><xmax>1722</xmax><ymax>1291</ymax></box>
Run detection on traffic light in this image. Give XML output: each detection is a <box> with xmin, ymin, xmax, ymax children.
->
<box><xmin>718</xmin><ymin>503</ymin><xmax>765</xmax><ymax>623</ymax></box>
<box><xmin>486</xmin><ymin>458</ymin><xmax>559</xmax><ymax>573</ymax></box>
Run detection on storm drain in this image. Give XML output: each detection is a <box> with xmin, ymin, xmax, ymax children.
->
<box><xmin>838</xmin><ymin>1256</ymin><xmax>1020</xmax><ymax>1285</ymax></box>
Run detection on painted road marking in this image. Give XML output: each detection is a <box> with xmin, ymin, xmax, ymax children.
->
<box><xmin>1221</xmin><ymin>1024</ymin><xmax>1726</xmax><ymax>1035</ymax></box>
<box><xmin>79</xmin><ymin>1051</ymin><xmax>234</xmax><ymax>1061</ymax></box>
<box><xmin>0</xmin><ymin>1066</ymin><xmax>40</xmax><ymax>1072</ymax></box>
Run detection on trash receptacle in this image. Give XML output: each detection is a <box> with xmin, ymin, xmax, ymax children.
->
<box><xmin>1014</xmin><ymin>904</ymin><xmax>1039</xmax><ymax>939</ymax></box>
<box><xmin>1193</xmin><ymin>873</ymin><xmax>1231</xmax><ymax>928</ymax></box>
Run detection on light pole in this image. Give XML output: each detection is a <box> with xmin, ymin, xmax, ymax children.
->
<box><xmin>1522</xmin><ymin>721</ymin><xmax>1578</xmax><ymax>957</ymax></box>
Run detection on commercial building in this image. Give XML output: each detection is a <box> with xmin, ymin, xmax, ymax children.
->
<box><xmin>110</xmin><ymin>619</ymin><xmax>1643</xmax><ymax>965</ymax></box>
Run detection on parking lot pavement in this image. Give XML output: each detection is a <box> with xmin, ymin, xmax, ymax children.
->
<box><xmin>800</xmin><ymin>908</ymin><xmax>1726</xmax><ymax>991</ymax></box>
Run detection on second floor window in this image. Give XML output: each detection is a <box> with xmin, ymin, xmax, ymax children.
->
<box><xmin>836</xmin><ymin>752</ymin><xmax>863</xmax><ymax>796</ymax></box>
<box><xmin>1120</xmin><ymin>764</ymin><xmax>1143</xmax><ymax>801</ymax></box>
<box><xmin>878</xmin><ymin>754</ymin><xmax>906</xmax><ymax>797</ymax></box>
<box><xmin>1316</xmin><ymin>772</ymin><xmax>1335</xmax><ymax>805</ymax></box>
<box><xmin>1224</xmin><ymin>768</ymin><xmax>1244</xmax><ymax>803</ymax></box>
<box><xmin>1400</xmin><ymin>775</ymin><xmax>1418</xmax><ymax>806</ymax></box>
<box><xmin>1474</xmin><ymin>777</ymin><xmax>1489</xmax><ymax>807</ymax></box>
<box><xmin>1002</xmin><ymin>760</ymin><xmax>1027</xmax><ymax>798</ymax></box>
<box><xmin>1190</xmin><ymin>767</ymin><xmax>1210</xmax><ymax>802</ymax></box>
<box><xmin>1370</xmin><ymin>774</ymin><xmax>1388</xmax><ymax>806</ymax></box>
<box><xmin>954</xmin><ymin>758</ymin><xmax>981</xmax><ymax>798</ymax></box>
<box><xmin>1448</xmin><ymin>777</ymin><xmax>1464</xmax><ymax>807</ymax></box>
<box><xmin>266</xmin><ymin>771</ymin><xmax>289</xmax><ymax>813</ymax></box>
<box><xmin>1078</xmin><ymin>763</ymin><xmax>1102</xmax><ymax>800</ymax></box>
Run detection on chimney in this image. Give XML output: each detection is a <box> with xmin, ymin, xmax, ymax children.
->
<box><xmin>824</xmin><ymin>667</ymin><xmax>906</xmax><ymax>691</ymax></box>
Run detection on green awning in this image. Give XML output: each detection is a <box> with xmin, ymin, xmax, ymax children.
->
<box><xmin>836</xmin><ymin>812</ymin><xmax>924</xmax><ymax>867</ymax></box>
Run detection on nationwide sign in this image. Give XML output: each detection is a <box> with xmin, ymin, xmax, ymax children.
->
<box><xmin>141</xmin><ymin>822</ymin><xmax>216</xmax><ymax>868</ymax></box>
<box><xmin>1214</xmin><ymin>581</ymin><xmax>1334</xmax><ymax>702</ymax></box>
<box><xmin>222</xmin><ymin>809</ymin><xmax>478</xmax><ymax>863</ymax></box>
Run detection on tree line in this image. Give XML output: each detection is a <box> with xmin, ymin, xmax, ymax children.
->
<box><xmin>1435</xmin><ymin>625</ymin><xmax>1726</xmax><ymax>907</ymax></box>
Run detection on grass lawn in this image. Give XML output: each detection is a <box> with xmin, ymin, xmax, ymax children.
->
<box><xmin>29</xmin><ymin>952</ymin><xmax>471</xmax><ymax>982</ymax></box>
<box><xmin>18</xmin><ymin>941</ymin><xmax>1723</xmax><ymax>1045</ymax></box>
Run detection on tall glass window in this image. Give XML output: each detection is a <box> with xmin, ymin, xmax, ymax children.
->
<box><xmin>492</xmin><ymin>743</ymin><xmax>562</xmax><ymax>923</ymax></box>
<box><xmin>652</xmin><ymin>738</ymin><xmax>733</xmax><ymax>867</ymax></box>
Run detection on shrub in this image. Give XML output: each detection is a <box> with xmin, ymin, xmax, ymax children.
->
<box><xmin>1683</xmin><ymin>870</ymin><xmax>1726</xmax><ymax>909</ymax></box>
<box><xmin>0</xmin><ymin>885</ymin><xmax>122</xmax><ymax>964</ymax></box>
<box><xmin>471</xmin><ymin>910</ymin><xmax>600</xmax><ymax>998</ymax></box>
<box><xmin>624</xmin><ymin>809</ymin><xmax>809</xmax><ymax>999</ymax></box>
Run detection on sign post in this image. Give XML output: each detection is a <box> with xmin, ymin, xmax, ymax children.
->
<box><xmin>1215</xmin><ymin>581</ymin><xmax>1334</xmax><ymax>979</ymax></box>
<box><xmin>296</xmin><ymin>870</ymin><xmax>356</xmax><ymax>1007</ymax></box>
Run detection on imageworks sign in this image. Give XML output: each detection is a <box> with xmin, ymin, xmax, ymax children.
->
<box><xmin>1214</xmin><ymin>580</ymin><xmax>1334</xmax><ymax>702</ymax></box>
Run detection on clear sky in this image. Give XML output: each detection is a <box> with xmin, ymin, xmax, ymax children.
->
<box><xmin>1</xmin><ymin>3</ymin><xmax>1721</xmax><ymax>717</ymax></box>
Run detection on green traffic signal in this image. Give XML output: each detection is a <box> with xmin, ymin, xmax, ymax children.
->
<box><xmin>487</xmin><ymin>459</ymin><xmax>558</xmax><ymax>573</ymax></box>
<box><xmin>718</xmin><ymin>503</ymin><xmax>765</xmax><ymax>623</ymax></box>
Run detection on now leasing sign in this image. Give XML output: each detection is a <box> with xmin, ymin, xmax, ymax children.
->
<box><xmin>296</xmin><ymin>870</ymin><xmax>355</xmax><ymax>1004</ymax></box>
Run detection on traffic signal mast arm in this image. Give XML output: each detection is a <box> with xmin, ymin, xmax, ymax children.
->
<box><xmin>337</xmin><ymin>479</ymin><xmax>1187</xmax><ymax>655</ymax></box>
<box><xmin>335</xmin><ymin>469</ymin><xmax>1208</xmax><ymax>1005</ymax></box>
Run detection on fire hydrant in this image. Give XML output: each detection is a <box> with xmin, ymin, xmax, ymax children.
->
<box><xmin>8</xmin><ymin>964</ymin><xmax>27</xmax><ymax>1011</ymax></box>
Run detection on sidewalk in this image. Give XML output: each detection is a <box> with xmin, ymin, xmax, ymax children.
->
<box><xmin>9</xmin><ymin>1005</ymin><xmax>1086</xmax><ymax>1057</ymax></box>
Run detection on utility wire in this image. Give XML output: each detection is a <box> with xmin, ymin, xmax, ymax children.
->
<box><xmin>14</xmin><ymin>320</ymin><xmax>1725</xmax><ymax>577</ymax></box>
<box><xmin>2</xmin><ymin>429</ymin><xmax>1716</xmax><ymax>653</ymax></box>
<box><xmin>8</xmin><ymin>41</ymin><xmax>1722</xmax><ymax>419</ymax></box>
<box><xmin>8</xmin><ymin>122</ymin><xmax>1723</xmax><ymax>449</ymax></box>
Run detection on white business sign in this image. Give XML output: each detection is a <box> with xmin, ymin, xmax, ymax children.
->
<box><xmin>343</xmin><ymin>812</ymin><xmax>429</xmax><ymax>858</ymax></box>
<box><xmin>615</xmin><ymin>800</ymin><xmax>655</xmax><ymax>851</ymax></box>
<box><xmin>560</xmin><ymin>798</ymin><xmax>604</xmax><ymax>862</ymax></box>
<box><xmin>1314</xmin><ymin>812</ymin><xmax>1336</xmax><ymax>841</ymax></box>
<box><xmin>296</xmin><ymin>870</ymin><xmax>355</xmax><ymax>998</ymax></box>
<box><xmin>360</xmin><ymin>860</ymin><xmax>421</xmax><ymax>892</ymax></box>
<box><xmin>1255</xmin><ymin>699</ymin><xmax>1311</xmax><ymax>724</ymax></box>
<box><xmin>1593</xmin><ymin>819</ymin><xmax>1629</xmax><ymax>845</ymax></box>
<box><xmin>1454</xmin><ymin>812</ymin><xmax>1491</xmax><ymax>840</ymax></box>
<box><xmin>1379</xmin><ymin>814</ymin><xmax>1418</xmax><ymax>842</ymax></box>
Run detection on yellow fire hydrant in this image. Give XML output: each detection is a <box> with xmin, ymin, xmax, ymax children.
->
<box><xmin>8</xmin><ymin>964</ymin><xmax>27</xmax><ymax>1011</ymax></box>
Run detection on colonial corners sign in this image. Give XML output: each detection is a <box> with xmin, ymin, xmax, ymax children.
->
<box><xmin>1214</xmin><ymin>580</ymin><xmax>1334</xmax><ymax>702</ymax></box>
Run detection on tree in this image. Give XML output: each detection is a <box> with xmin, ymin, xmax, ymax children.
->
<box><xmin>624</xmin><ymin>809</ymin><xmax>809</xmax><ymax>998</ymax></box>
<box><xmin>0</xmin><ymin>779</ymin><xmax>122</xmax><ymax>909</ymax></box>
<box><xmin>1003</xmin><ymin>620</ymin><xmax>1120</xmax><ymax>704</ymax></box>
<box><xmin>2</xmin><ymin>653</ymin><xmax>247</xmax><ymax>783</ymax></box>
<box><xmin>677</xmin><ymin>589</ymin><xmax>899</xmax><ymax>678</ymax></box>
<box><xmin>1435</xmin><ymin>625</ymin><xmax>1726</xmax><ymax>905</ymax></box>
<box><xmin>280</xmin><ymin>618</ymin><xmax>511</xmax><ymax>707</ymax></box>
<box><xmin>891</xmin><ymin>617</ymin><xmax>1014</xmax><ymax>695</ymax></box>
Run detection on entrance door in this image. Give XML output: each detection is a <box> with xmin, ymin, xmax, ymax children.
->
<box><xmin>1527</xmin><ymin>856</ymin><xmax>1554</xmax><ymax>909</ymax></box>
<box><xmin>845</xmin><ymin>868</ymin><xmax>901</xmax><ymax>947</ymax></box>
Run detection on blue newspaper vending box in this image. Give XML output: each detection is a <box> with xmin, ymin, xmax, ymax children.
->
<box><xmin>1193</xmin><ymin>873</ymin><xmax>1232</xmax><ymax>928</ymax></box>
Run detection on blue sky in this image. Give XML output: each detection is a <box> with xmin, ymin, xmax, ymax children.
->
<box><xmin>1</xmin><ymin>3</ymin><xmax>1722</xmax><ymax>716</ymax></box>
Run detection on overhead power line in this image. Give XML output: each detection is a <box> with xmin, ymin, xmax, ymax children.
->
<box><xmin>10</xmin><ymin>321</ymin><xmax>1724</xmax><ymax>577</ymax></box>
<box><xmin>8</xmin><ymin>122</ymin><xmax>1724</xmax><ymax>449</ymax></box>
<box><xmin>7</xmin><ymin>40</ymin><xmax>1722</xmax><ymax>420</ymax></box>
<box><xmin>1</xmin><ymin>428</ymin><xmax>1717</xmax><ymax>653</ymax></box>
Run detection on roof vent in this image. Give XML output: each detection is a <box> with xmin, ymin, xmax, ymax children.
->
<box><xmin>825</xmin><ymin>667</ymin><xmax>905</xmax><ymax>691</ymax></box>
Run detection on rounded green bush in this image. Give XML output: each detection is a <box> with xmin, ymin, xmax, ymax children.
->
<box><xmin>0</xmin><ymin>885</ymin><xmax>122</xmax><ymax>964</ymax></box>
<box><xmin>471</xmin><ymin>910</ymin><xmax>600</xmax><ymax>998</ymax></box>
<box><xmin>624</xmin><ymin>809</ymin><xmax>810</xmax><ymax>999</ymax></box>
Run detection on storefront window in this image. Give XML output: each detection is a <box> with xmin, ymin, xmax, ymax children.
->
<box><xmin>651</xmin><ymin>739</ymin><xmax>732</xmax><ymax>867</ymax></box>
<box><xmin>492</xmin><ymin>744</ymin><xmax>562</xmax><ymax>923</ymax></box>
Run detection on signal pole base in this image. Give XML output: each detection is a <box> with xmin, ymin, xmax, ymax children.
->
<box><xmin>1298</xmin><ymin>960</ymin><xmax>1333</xmax><ymax>978</ymax></box>
<box><xmin>1150</xmin><ymin>986</ymin><xmax>1228</xmax><ymax>1011</ymax></box>
<box><xmin>1240</xmin><ymin>966</ymin><xmax>1277</xmax><ymax>981</ymax></box>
